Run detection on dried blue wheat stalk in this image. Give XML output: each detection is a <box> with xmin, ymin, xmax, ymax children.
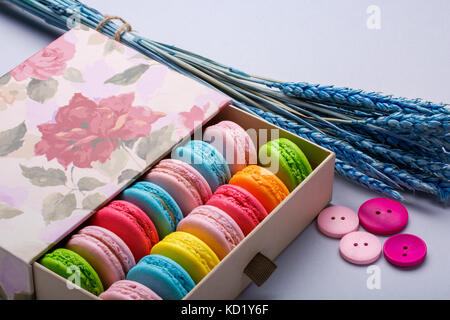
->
<box><xmin>7</xmin><ymin>0</ymin><xmax>449</xmax><ymax>204</ymax></box>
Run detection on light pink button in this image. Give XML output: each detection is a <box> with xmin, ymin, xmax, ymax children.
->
<box><xmin>339</xmin><ymin>231</ymin><xmax>382</xmax><ymax>265</ymax></box>
<box><xmin>358</xmin><ymin>198</ymin><xmax>408</xmax><ymax>235</ymax></box>
<box><xmin>383</xmin><ymin>234</ymin><xmax>427</xmax><ymax>267</ymax></box>
<box><xmin>317</xmin><ymin>206</ymin><xmax>359</xmax><ymax>238</ymax></box>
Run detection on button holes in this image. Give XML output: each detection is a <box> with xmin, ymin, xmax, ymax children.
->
<box><xmin>341</xmin><ymin>217</ymin><xmax>346</xmax><ymax>220</ymax></box>
<box><xmin>376</xmin><ymin>211</ymin><xmax>381</xmax><ymax>215</ymax></box>
<box><xmin>403</xmin><ymin>253</ymin><xmax>407</xmax><ymax>257</ymax></box>
<box><xmin>403</xmin><ymin>246</ymin><xmax>408</xmax><ymax>250</ymax></box>
<box><xmin>331</xmin><ymin>217</ymin><xmax>335</xmax><ymax>220</ymax></box>
<box><xmin>364</xmin><ymin>243</ymin><xmax>368</xmax><ymax>246</ymax></box>
<box><xmin>387</xmin><ymin>209</ymin><xmax>392</xmax><ymax>213</ymax></box>
<box><xmin>353</xmin><ymin>243</ymin><xmax>358</xmax><ymax>246</ymax></box>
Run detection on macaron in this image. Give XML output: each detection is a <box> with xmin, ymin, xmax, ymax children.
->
<box><xmin>259</xmin><ymin>138</ymin><xmax>312</xmax><ymax>191</ymax></box>
<box><xmin>121</xmin><ymin>181</ymin><xmax>183</xmax><ymax>239</ymax></box>
<box><xmin>172</xmin><ymin>140</ymin><xmax>231</xmax><ymax>192</ymax></box>
<box><xmin>90</xmin><ymin>200</ymin><xmax>159</xmax><ymax>262</ymax></box>
<box><xmin>66</xmin><ymin>226</ymin><xmax>136</xmax><ymax>289</ymax></box>
<box><xmin>206</xmin><ymin>184</ymin><xmax>268</xmax><ymax>236</ymax></box>
<box><xmin>127</xmin><ymin>254</ymin><xmax>195</xmax><ymax>300</ymax></box>
<box><xmin>39</xmin><ymin>248</ymin><xmax>104</xmax><ymax>296</ymax></box>
<box><xmin>177</xmin><ymin>205</ymin><xmax>245</xmax><ymax>259</ymax></box>
<box><xmin>99</xmin><ymin>280</ymin><xmax>162</xmax><ymax>300</ymax></box>
<box><xmin>229</xmin><ymin>165</ymin><xmax>290</xmax><ymax>213</ymax></box>
<box><xmin>151</xmin><ymin>231</ymin><xmax>220</xmax><ymax>284</ymax></box>
<box><xmin>203</xmin><ymin>121</ymin><xmax>257</xmax><ymax>175</ymax></box>
<box><xmin>144</xmin><ymin>159</ymin><xmax>212</xmax><ymax>217</ymax></box>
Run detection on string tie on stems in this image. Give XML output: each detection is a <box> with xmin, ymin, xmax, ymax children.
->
<box><xmin>96</xmin><ymin>15</ymin><xmax>132</xmax><ymax>41</ymax></box>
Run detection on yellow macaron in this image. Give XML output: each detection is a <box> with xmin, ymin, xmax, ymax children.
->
<box><xmin>150</xmin><ymin>231</ymin><xmax>220</xmax><ymax>283</ymax></box>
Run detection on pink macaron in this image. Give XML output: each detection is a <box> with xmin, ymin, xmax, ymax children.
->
<box><xmin>177</xmin><ymin>205</ymin><xmax>245</xmax><ymax>260</ymax></box>
<box><xmin>66</xmin><ymin>226</ymin><xmax>136</xmax><ymax>289</ymax></box>
<box><xmin>99</xmin><ymin>280</ymin><xmax>162</xmax><ymax>300</ymax></box>
<box><xmin>203</xmin><ymin>121</ymin><xmax>257</xmax><ymax>175</ymax></box>
<box><xmin>206</xmin><ymin>184</ymin><xmax>268</xmax><ymax>236</ymax></box>
<box><xmin>144</xmin><ymin>159</ymin><xmax>212</xmax><ymax>216</ymax></box>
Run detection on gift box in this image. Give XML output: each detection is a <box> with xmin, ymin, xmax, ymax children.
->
<box><xmin>33</xmin><ymin>104</ymin><xmax>335</xmax><ymax>300</ymax></box>
<box><xmin>0</xmin><ymin>27</ymin><xmax>335</xmax><ymax>300</ymax></box>
<box><xmin>0</xmin><ymin>27</ymin><xmax>230</xmax><ymax>300</ymax></box>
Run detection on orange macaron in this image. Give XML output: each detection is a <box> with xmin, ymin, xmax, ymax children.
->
<box><xmin>229</xmin><ymin>165</ymin><xmax>290</xmax><ymax>213</ymax></box>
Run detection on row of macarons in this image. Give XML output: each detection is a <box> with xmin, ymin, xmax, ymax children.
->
<box><xmin>39</xmin><ymin>121</ymin><xmax>313</xmax><ymax>299</ymax></box>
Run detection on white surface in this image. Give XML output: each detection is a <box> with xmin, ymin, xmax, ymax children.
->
<box><xmin>0</xmin><ymin>0</ymin><xmax>449</xmax><ymax>299</ymax></box>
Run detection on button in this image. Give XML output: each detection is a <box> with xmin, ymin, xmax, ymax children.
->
<box><xmin>339</xmin><ymin>231</ymin><xmax>382</xmax><ymax>265</ymax></box>
<box><xmin>383</xmin><ymin>234</ymin><xmax>427</xmax><ymax>267</ymax></box>
<box><xmin>358</xmin><ymin>198</ymin><xmax>408</xmax><ymax>235</ymax></box>
<box><xmin>317</xmin><ymin>206</ymin><xmax>359</xmax><ymax>238</ymax></box>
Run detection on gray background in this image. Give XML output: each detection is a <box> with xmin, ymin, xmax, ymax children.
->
<box><xmin>0</xmin><ymin>0</ymin><xmax>449</xmax><ymax>299</ymax></box>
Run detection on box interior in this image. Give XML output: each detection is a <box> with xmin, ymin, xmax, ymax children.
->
<box><xmin>33</xmin><ymin>105</ymin><xmax>335</xmax><ymax>300</ymax></box>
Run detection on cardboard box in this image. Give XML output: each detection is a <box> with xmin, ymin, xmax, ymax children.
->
<box><xmin>33</xmin><ymin>105</ymin><xmax>335</xmax><ymax>300</ymax></box>
<box><xmin>0</xmin><ymin>27</ymin><xmax>230</xmax><ymax>300</ymax></box>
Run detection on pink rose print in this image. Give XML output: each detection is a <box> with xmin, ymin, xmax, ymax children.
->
<box><xmin>179</xmin><ymin>104</ymin><xmax>210</xmax><ymax>130</ymax></box>
<box><xmin>11</xmin><ymin>36</ymin><xmax>76</xmax><ymax>81</ymax></box>
<box><xmin>35</xmin><ymin>93</ymin><xmax>165</xmax><ymax>168</ymax></box>
<box><xmin>176</xmin><ymin>104</ymin><xmax>211</xmax><ymax>138</ymax></box>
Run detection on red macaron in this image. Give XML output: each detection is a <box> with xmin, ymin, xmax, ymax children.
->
<box><xmin>206</xmin><ymin>184</ymin><xmax>267</xmax><ymax>236</ymax></box>
<box><xmin>90</xmin><ymin>200</ymin><xmax>159</xmax><ymax>262</ymax></box>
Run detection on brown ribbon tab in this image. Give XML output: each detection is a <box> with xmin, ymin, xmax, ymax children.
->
<box><xmin>244</xmin><ymin>252</ymin><xmax>277</xmax><ymax>287</ymax></box>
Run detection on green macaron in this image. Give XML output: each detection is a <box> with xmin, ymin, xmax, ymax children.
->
<box><xmin>39</xmin><ymin>248</ymin><xmax>104</xmax><ymax>296</ymax></box>
<box><xmin>258</xmin><ymin>138</ymin><xmax>312</xmax><ymax>191</ymax></box>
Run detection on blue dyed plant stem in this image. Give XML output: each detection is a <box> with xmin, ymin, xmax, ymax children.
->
<box><xmin>334</xmin><ymin>159</ymin><xmax>404</xmax><ymax>201</ymax></box>
<box><xmin>271</xmin><ymin>82</ymin><xmax>449</xmax><ymax>115</ymax></box>
<box><xmin>6</xmin><ymin>0</ymin><xmax>449</xmax><ymax>204</ymax></box>
<box><xmin>343</xmin><ymin>124</ymin><xmax>450</xmax><ymax>163</ymax></box>
<box><xmin>251</xmin><ymin>107</ymin><xmax>437</xmax><ymax>196</ymax></box>
<box><xmin>412</xmin><ymin>172</ymin><xmax>450</xmax><ymax>204</ymax></box>
<box><xmin>361</xmin><ymin>112</ymin><xmax>449</xmax><ymax>135</ymax></box>
<box><xmin>323</xmin><ymin>126</ymin><xmax>450</xmax><ymax>181</ymax></box>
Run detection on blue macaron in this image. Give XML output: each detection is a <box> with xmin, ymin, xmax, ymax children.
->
<box><xmin>127</xmin><ymin>254</ymin><xmax>195</xmax><ymax>300</ymax></box>
<box><xmin>121</xmin><ymin>182</ymin><xmax>183</xmax><ymax>238</ymax></box>
<box><xmin>172</xmin><ymin>140</ymin><xmax>231</xmax><ymax>192</ymax></box>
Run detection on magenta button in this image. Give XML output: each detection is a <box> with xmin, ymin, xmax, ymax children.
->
<box><xmin>358</xmin><ymin>198</ymin><xmax>408</xmax><ymax>235</ymax></box>
<box><xmin>383</xmin><ymin>234</ymin><xmax>427</xmax><ymax>267</ymax></box>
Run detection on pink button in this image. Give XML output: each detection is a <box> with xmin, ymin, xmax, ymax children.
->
<box><xmin>339</xmin><ymin>231</ymin><xmax>382</xmax><ymax>265</ymax></box>
<box><xmin>383</xmin><ymin>234</ymin><xmax>427</xmax><ymax>267</ymax></box>
<box><xmin>358</xmin><ymin>198</ymin><xmax>408</xmax><ymax>235</ymax></box>
<box><xmin>317</xmin><ymin>206</ymin><xmax>359</xmax><ymax>238</ymax></box>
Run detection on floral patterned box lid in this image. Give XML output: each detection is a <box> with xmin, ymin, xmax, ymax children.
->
<box><xmin>0</xmin><ymin>27</ymin><xmax>230</xmax><ymax>299</ymax></box>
